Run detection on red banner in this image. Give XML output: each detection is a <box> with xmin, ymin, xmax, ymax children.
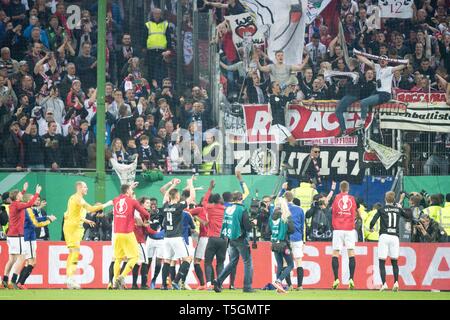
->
<box><xmin>1</xmin><ymin>241</ymin><xmax>449</xmax><ymax>290</ymax></box>
<box><xmin>394</xmin><ymin>89</ymin><xmax>447</xmax><ymax>103</ymax></box>
<box><xmin>243</xmin><ymin>104</ymin><xmax>372</xmax><ymax>144</ymax></box>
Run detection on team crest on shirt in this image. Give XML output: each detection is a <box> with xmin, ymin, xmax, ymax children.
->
<box><xmin>337</xmin><ymin>195</ymin><xmax>352</xmax><ymax>213</ymax></box>
<box><xmin>115</xmin><ymin>198</ymin><xmax>128</xmax><ymax>215</ymax></box>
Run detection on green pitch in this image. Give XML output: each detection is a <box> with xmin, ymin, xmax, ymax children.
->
<box><xmin>1</xmin><ymin>289</ymin><xmax>449</xmax><ymax>300</ymax></box>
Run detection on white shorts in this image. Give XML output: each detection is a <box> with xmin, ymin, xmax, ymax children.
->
<box><xmin>146</xmin><ymin>237</ymin><xmax>165</xmax><ymax>259</ymax></box>
<box><xmin>194</xmin><ymin>236</ymin><xmax>208</xmax><ymax>260</ymax></box>
<box><xmin>291</xmin><ymin>241</ymin><xmax>304</xmax><ymax>259</ymax></box>
<box><xmin>137</xmin><ymin>242</ymin><xmax>148</xmax><ymax>264</ymax></box>
<box><xmin>186</xmin><ymin>236</ymin><xmax>195</xmax><ymax>257</ymax></box>
<box><xmin>332</xmin><ymin>230</ymin><xmax>356</xmax><ymax>251</ymax></box>
<box><xmin>378</xmin><ymin>234</ymin><xmax>400</xmax><ymax>260</ymax></box>
<box><xmin>7</xmin><ymin>236</ymin><xmax>25</xmax><ymax>255</ymax></box>
<box><xmin>163</xmin><ymin>237</ymin><xmax>190</xmax><ymax>260</ymax></box>
<box><xmin>269</xmin><ymin>124</ymin><xmax>291</xmax><ymax>144</ymax></box>
<box><xmin>23</xmin><ymin>240</ymin><xmax>37</xmax><ymax>260</ymax></box>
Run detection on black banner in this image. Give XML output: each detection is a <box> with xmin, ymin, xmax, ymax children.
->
<box><xmin>280</xmin><ymin>142</ymin><xmax>365</xmax><ymax>184</ymax></box>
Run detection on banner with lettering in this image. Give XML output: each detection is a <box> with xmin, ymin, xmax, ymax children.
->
<box><xmin>225</xmin><ymin>12</ymin><xmax>265</xmax><ymax>50</ymax></box>
<box><xmin>242</xmin><ymin>103</ymin><xmax>373</xmax><ymax>145</ymax></box>
<box><xmin>379</xmin><ymin>0</ymin><xmax>414</xmax><ymax>19</ymax></box>
<box><xmin>280</xmin><ymin>142</ymin><xmax>365</xmax><ymax>183</ymax></box>
<box><xmin>2</xmin><ymin>242</ymin><xmax>448</xmax><ymax>290</ymax></box>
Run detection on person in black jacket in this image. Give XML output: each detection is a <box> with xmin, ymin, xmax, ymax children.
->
<box><xmin>359</xmin><ymin>68</ymin><xmax>377</xmax><ymax>99</ymax></box>
<box><xmin>76</xmin><ymin>120</ymin><xmax>95</xmax><ymax>168</ymax></box>
<box><xmin>42</xmin><ymin>120</ymin><xmax>63</xmax><ymax>170</ymax></box>
<box><xmin>3</xmin><ymin>121</ymin><xmax>24</xmax><ymax>169</ymax></box>
<box><xmin>244</xmin><ymin>73</ymin><xmax>268</xmax><ymax>104</ymax></box>
<box><xmin>22</xmin><ymin>121</ymin><xmax>45</xmax><ymax>169</ymax></box>
<box><xmin>74</xmin><ymin>42</ymin><xmax>96</xmax><ymax>92</ymax></box>
<box><xmin>33</xmin><ymin>197</ymin><xmax>50</xmax><ymax>241</ymax></box>
<box><xmin>335</xmin><ymin>58</ymin><xmax>363</xmax><ymax>136</ymax></box>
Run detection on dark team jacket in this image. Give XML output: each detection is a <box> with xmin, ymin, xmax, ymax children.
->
<box><xmin>162</xmin><ymin>202</ymin><xmax>187</xmax><ymax>238</ymax></box>
<box><xmin>370</xmin><ymin>204</ymin><xmax>411</xmax><ymax>237</ymax></box>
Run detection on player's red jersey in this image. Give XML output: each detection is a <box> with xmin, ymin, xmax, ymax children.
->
<box><xmin>7</xmin><ymin>192</ymin><xmax>39</xmax><ymax>236</ymax></box>
<box><xmin>113</xmin><ymin>195</ymin><xmax>149</xmax><ymax>234</ymax></box>
<box><xmin>189</xmin><ymin>206</ymin><xmax>208</xmax><ymax>237</ymax></box>
<box><xmin>202</xmin><ymin>188</ymin><xmax>225</xmax><ymax>238</ymax></box>
<box><xmin>331</xmin><ymin>192</ymin><xmax>357</xmax><ymax>231</ymax></box>
<box><xmin>133</xmin><ymin>209</ymin><xmax>159</xmax><ymax>243</ymax></box>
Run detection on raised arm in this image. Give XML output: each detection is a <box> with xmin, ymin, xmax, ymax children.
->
<box><xmin>326</xmin><ymin>181</ymin><xmax>337</xmax><ymax>203</ymax></box>
<box><xmin>236</xmin><ymin>171</ymin><xmax>250</xmax><ymax>200</ymax></box>
<box><xmin>257</xmin><ymin>59</ymin><xmax>271</xmax><ymax>73</ymax></box>
<box><xmin>160</xmin><ymin>179</ymin><xmax>176</xmax><ymax>196</ymax></box>
<box><xmin>291</xmin><ymin>53</ymin><xmax>310</xmax><ymax>72</ymax></box>
<box><xmin>392</xmin><ymin>61</ymin><xmax>408</xmax><ymax>72</ymax></box>
<box><xmin>369</xmin><ymin>208</ymin><xmax>382</xmax><ymax>231</ymax></box>
<box><xmin>356</xmin><ymin>53</ymin><xmax>375</xmax><ymax>69</ymax></box>
<box><xmin>163</xmin><ymin>179</ymin><xmax>180</xmax><ymax>204</ymax></box>
<box><xmin>185</xmin><ymin>176</ymin><xmax>196</xmax><ymax>206</ymax></box>
<box><xmin>203</xmin><ymin>0</ymin><xmax>229</xmax><ymax>9</ymax></box>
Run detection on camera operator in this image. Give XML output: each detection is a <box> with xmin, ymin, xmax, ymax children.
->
<box><xmin>412</xmin><ymin>213</ymin><xmax>445</xmax><ymax>243</ymax></box>
<box><xmin>305</xmin><ymin>181</ymin><xmax>336</xmax><ymax>241</ymax></box>
<box><xmin>212</xmin><ymin>192</ymin><xmax>256</xmax><ymax>293</ymax></box>
<box><xmin>257</xmin><ymin>195</ymin><xmax>273</xmax><ymax>241</ymax></box>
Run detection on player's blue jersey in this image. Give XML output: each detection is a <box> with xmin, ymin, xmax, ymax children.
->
<box><xmin>288</xmin><ymin>203</ymin><xmax>305</xmax><ymax>242</ymax></box>
<box><xmin>182</xmin><ymin>211</ymin><xmax>195</xmax><ymax>245</ymax></box>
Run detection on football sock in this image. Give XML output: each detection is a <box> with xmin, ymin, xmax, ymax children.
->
<box><xmin>11</xmin><ymin>273</ymin><xmax>18</xmax><ymax>284</ymax></box>
<box><xmin>194</xmin><ymin>263</ymin><xmax>205</xmax><ymax>286</ymax></box>
<box><xmin>141</xmin><ymin>263</ymin><xmax>149</xmax><ymax>286</ymax></box>
<box><xmin>152</xmin><ymin>260</ymin><xmax>162</xmax><ymax>282</ymax></box>
<box><xmin>161</xmin><ymin>263</ymin><xmax>170</xmax><ymax>287</ymax></box>
<box><xmin>174</xmin><ymin>261</ymin><xmax>190</xmax><ymax>284</ymax></box>
<box><xmin>121</xmin><ymin>257</ymin><xmax>138</xmax><ymax>277</ymax></box>
<box><xmin>113</xmin><ymin>260</ymin><xmax>121</xmax><ymax>281</ymax></box>
<box><xmin>18</xmin><ymin>265</ymin><xmax>34</xmax><ymax>285</ymax></box>
<box><xmin>120</xmin><ymin>261</ymin><xmax>127</xmax><ymax>274</ymax></box>
<box><xmin>132</xmin><ymin>264</ymin><xmax>140</xmax><ymax>286</ymax></box>
<box><xmin>332</xmin><ymin>257</ymin><xmax>339</xmax><ymax>280</ymax></box>
<box><xmin>66</xmin><ymin>251</ymin><xmax>79</xmax><ymax>277</ymax></box>
<box><xmin>3</xmin><ymin>275</ymin><xmax>8</xmax><ymax>283</ymax></box>
<box><xmin>108</xmin><ymin>261</ymin><xmax>115</xmax><ymax>283</ymax></box>
<box><xmin>170</xmin><ymin>266</ymin><xmax>176</xmax><ymax>281</ymax></box>
<box><xmin>391</xmin><ymin>259</ymin><xmax>399</xmax><ymax>283</ymax></box>
<box><xmin>349</xmin><ymin>256</ymin><xmax>356</xmax><ymax>279</ymax></box>
<box><xmin>379</xmin><ymin>259</ymin><xmax>386</xmax><ymax>284</ymax></box>
<box><xmin>297</xmin><ymin>267</ymin><xmax>304</xmax><ymax>287</ymax></box>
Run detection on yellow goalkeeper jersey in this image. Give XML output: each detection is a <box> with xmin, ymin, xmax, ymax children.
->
<box><xmin>64</xmin><ymin>193</ymin><xmax>103</xmax><ymax>227</ymax></box>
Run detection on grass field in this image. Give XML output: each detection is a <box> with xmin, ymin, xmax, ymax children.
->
<box><xmin>1</xmin><ymin>289</ymin><xmax>449</xmax><ymax>300</ymax></box>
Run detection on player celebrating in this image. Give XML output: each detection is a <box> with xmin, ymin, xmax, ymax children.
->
<box><xmin>112</xmin><ymin>183</ymin><xmax>152</xmax><ymax>289</ymax></box>
<box><xmin>2</xmin><ymin>183</ymin><xmax>41</xmax><ymax>289</ymax></box>
<box><xmin>146</xmin><ymin>198</ymin><xmax>165</xmax><ymax>289</ymax></box>
<box><xmin>160</xmin><ymin>179</ymin><xmax>194</xmax><ymax>290</ymax></box>
<box><xmin>63</xmin><ymin>182</ymin><xmax>112</xmax><ymax>289</ymax></box>
<box><xmin>331</xmin><ymin>181</ymin><xmax>358</xmax><ymax>290</ymax></box>
<box><xmin>370</xmin><ymin>191</ymin><xmax>410</xmax><ymax>292</ymax></box>
<box><xmin>17</xmin><ymin>195</ymin><xmax>57</xmax><ymax>288</ymax></box>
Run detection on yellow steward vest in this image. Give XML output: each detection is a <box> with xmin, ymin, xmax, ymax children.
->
<box><xmin>146</xmin><ymin>21</ymin><xmax>168</xmax><ymax>50</ymax></box>
<box><xmin>438</xmin><ymin>203</ymin><xmax>450</xmax><ymax>235</ymax></box>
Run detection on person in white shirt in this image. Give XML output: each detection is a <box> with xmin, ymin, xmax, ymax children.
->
<box><xmin>355</xmin><ymin>54</ymin><xmax>408</xmax><ymax>128</ymax></box>
<box><xmin>305</xmin><ymin>33</ymin><xmax>327</xmax><ymax>73</ymax></box>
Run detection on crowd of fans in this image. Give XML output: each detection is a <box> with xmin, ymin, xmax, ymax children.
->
<box><xmin>0</xmin><ymin>0</ymin><xmax>448</xmax><ymax>174</ymax></box>
<box><xmin>0</xmin><ymin>0</ymin><xmax>217</xmax><ymax>172</ymax></box>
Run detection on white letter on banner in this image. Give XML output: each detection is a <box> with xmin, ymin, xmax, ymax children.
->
<box><xmin>399</xmin><ymin>246</ymin><xmax>417</xmax><ymax>285</ymax></box>
<box><xmin>319</xmin><ymin>151</ymin><xmax>330</xmax><ymax>175</ymax></box>
<box><xmin>102</xmin><ymin>244</ymin><xmax>113</xmax><ymax>284</ymax></box>
<box><xmin>251</xmin><ymin>111</ymin><xmax>271</xmax><ymax>136</ymax></box>
<box><xmin>422</xmin><ymin>247</ymin><xmax>450</xmax><ymax>286</ymax></box>
<box><xmin>322</xmin><ymin>112</ymin><xmax>339</xmax><ymax>131</ymax></box>
<box><xmin>302</xmin><ymin>245</ymin><xmax>321</xmax><ymax>285</ymax></box>
<box><xmin>48</xmin><ymin>245</ymin><xmax>95</xmax><ymax>285</ymax></box>
<box><xmin>304</xmin><ymin>112</ymin><xmax>322</xmax><ymax>132</ymax></box>
<box><xmin>66</xmin><ymin>5</ymin><xmax>81</xmax><ymax>30</ymax></box>
<box><xmin>287</xmin><ymin>109</ymin><xmax>301</xmax><ymax>131</ymax></box>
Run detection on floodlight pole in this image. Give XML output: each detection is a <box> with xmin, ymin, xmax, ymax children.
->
<box><xmin>95</xmin><ymin>0</ymin><xmax>107</xmax><ymax>202</ymax></box>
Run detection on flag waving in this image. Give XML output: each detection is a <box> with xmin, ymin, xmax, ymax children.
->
<box><xmin>242</xmin><ymin>0</ymin><xmax>307</xmax><ymax>65</ymax></box>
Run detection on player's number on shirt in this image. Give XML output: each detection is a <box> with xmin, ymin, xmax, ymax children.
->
<box><xmin>166</xmin><ymin>212</ymin><xmax>173</xmax><ymax>226</ymax></box>
<box><xmin>388</xmin><ymin>212</ymin><xmax>397</xmax><ymax>228</ymax></box>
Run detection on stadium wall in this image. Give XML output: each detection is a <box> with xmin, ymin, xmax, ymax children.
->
<box><xmin>0</xmin><ymin>241</ymin><xmax>448</xmax><ymax>290</ymax></box>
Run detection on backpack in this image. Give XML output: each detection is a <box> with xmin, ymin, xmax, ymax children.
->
<box><xmin>310</xmin><ymin>207</ymin><xmax>333</xmax><ymax>241</ymax></box>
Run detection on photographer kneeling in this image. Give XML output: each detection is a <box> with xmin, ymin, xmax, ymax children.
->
<box><xmin>412</xmin><ymin>213</ymin><xmax>446</xmax><ymax>243</ymax></box>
